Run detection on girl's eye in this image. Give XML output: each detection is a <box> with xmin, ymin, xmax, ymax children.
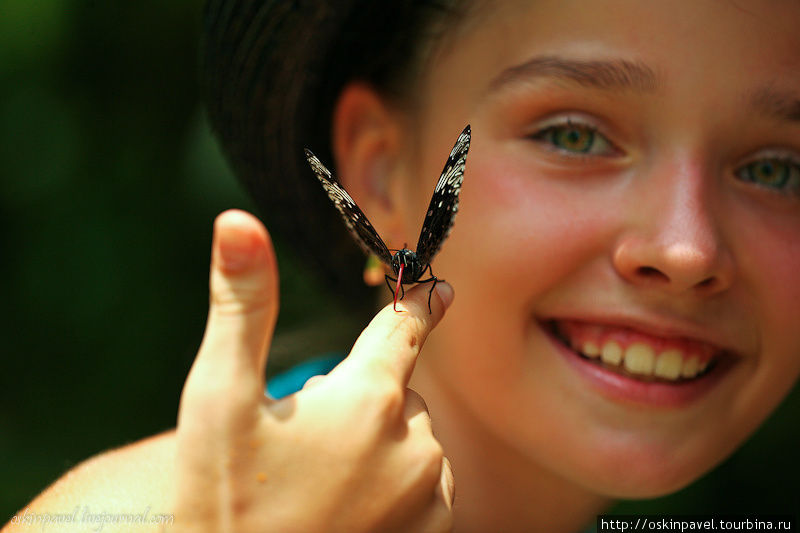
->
<box><xmin>529</xmin><ymin>121</ymin><xmax>615</xmax><ymax>156</ymax></box>
<box><xmin>736</xmin><ymin>157</ymin><xmax>800</xmax><ymax>195</ymax></box>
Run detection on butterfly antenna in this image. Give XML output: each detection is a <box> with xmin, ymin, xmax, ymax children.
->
<box><xmin>393</xmin><ymin>263</ymin><xmax>405</xmax><ymax>311</ymax></box>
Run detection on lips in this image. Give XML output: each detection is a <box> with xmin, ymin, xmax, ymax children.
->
<box><xmin>550</xmin><ymin>319</ymin><xmax>721</xmax><ymax>382</ymax></box>
<box><xmin>541</xmin><ymin>317</ymin><xmax>737</xmax><ymax>406</ymax></box>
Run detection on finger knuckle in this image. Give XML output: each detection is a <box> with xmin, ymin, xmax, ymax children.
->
<box><xmin>405</xmin><ymin>388</ymin><xmax>429</xmax><ymax>413</ymax></box>
<box><xmin>211</xmin><ymin>286</ymin><xmax>274</xmax><ymax>316</ymax></box>
<box><xmin>385</xmin><ymin>313</ymin><xmax>430</xmax><ymax>354</ymax></box>
<box><xmin>301</xmin><ymin>375</ymin><xmax>325</xmax><ymax>390</ymax></box>
<box><xmin>413</xmin><ymin>439</ymin><xmax>445</xmax><ymax>484</ymax></box>
<box><xmin>421</xmin><ymin>505</ymin><xmax>455</xmax><ymax>533</ymax></box>
<box><xmin>427</xmin><ymin>441</ymin><xmax>445</xmax><ymax>477</ymax></box>
<box><xmin>180</xmin><ymin>375</ymin><xmax>254</xmax><ymax>427</ymax></box>
<box><xmin>360</xmin><ymin>378</ymin><xmax>405</xmax><ymax>420</ymax></box>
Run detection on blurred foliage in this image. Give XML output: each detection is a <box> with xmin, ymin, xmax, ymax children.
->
<box><xmin>0</xmin><ymin>0</ymin><xmax>796</xmax><ymax>523</ymax></box>
<box><xmin>0</xmin><ymin>0</ymin><xmax>359</xmax><ymax>516</ymax></box>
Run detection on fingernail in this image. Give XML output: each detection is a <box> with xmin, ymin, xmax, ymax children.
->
<box><xmin>218</xmin><ymin>226</ymin><xmax>255</xmax><ymax>271</ymax></box>
<box><xmin>435</xmin><ymin>282</ymin><xmax>454</xmax><ymax>309</ymax></box>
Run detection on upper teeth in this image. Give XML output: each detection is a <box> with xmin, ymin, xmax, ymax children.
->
<box><xmin>574</xmin><ymin>338</ymin><xmax>711</xmax><ymax>381</ymax></box>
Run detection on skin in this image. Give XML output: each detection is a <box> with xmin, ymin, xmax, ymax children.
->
<box><xmin>4</xmin><ymin>211</ymin><xmax>456</xmax><ymax>533</ymax></box>
<box><xmin>5</xmin><ymin>1</ymin><xmax>799</xmax><ymax>532</ymax></box>
<box><xmin>357</xmin><ymin>0</ymin><xmax>800</xmax><ymax>530</ymax></box>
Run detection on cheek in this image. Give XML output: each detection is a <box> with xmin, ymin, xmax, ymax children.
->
<box><xmin>423</xmin><ymin>155</ymin><xmax>646</xmax><ymax>493</ymax></box>
<box><xmin>742</xmin><ymin>225</ymin><xmax>800</xmax><ymax>331</ymax></box>
<box><xmin>728</xmin><ymin>211</ymin><xmax>800</xmax><ymax>417</ymax></box>
<box><xmin>424</xmin><ymin>151</ymin><xmax>631</xmax><ymax>446</ymax></box>
<box><xmin>436</xmin><ymin>149</ymin><xmax>620</xmax><ymax>301</ymax></box>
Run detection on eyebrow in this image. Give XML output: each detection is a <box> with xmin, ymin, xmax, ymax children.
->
<box><xmin>749</xmin><ymin>87</ymin><xmax>800</xmax><ymax>124</ymax></box>
<box><xmin>488</xmin><ymin>55</ymin><xmax>662</xmax><ymax>94</ymax></box>
<box><xmin>489</xmin><ymin>55</ymin><xmax>800</xmax><ymax>126</ymax></box>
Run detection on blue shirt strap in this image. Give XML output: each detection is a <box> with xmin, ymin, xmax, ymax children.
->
<box><xmin>266</xmin><ymin>353</ymin><xmax>345</xmax><ymax>399</ymax></box>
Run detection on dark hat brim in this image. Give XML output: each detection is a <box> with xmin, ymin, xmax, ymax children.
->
<box><xmin>202</xmin><ymin>0</ymin><xmax>373</xmax><ymax>304</ymax></box>
<box><xmin>201</xmin><ymin>1</ymin><xmax>458</xmax><ymax>308</ymax></box>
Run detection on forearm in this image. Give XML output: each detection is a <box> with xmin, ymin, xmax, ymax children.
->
<box><xmin>3</xmin><ymin>431</ymin><xmax>176</xmax><ymax>533</ymax></box>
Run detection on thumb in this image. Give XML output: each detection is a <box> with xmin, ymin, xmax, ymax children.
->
<box><xmin>190</xmin><ymin>210</ymin><xmax>279</xmax><ymax>405</ymax></box>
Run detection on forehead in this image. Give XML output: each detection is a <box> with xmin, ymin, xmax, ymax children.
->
<box><xmin>415</xmin><ymin>0</ymin><xmax>800</xmax><ymax>124</ymax></box>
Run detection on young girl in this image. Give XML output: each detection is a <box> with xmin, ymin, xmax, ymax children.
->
<box><xmin>6</xmin><ymin>1</ymin><xmax>799</xmax><ymax>531</ymax></box>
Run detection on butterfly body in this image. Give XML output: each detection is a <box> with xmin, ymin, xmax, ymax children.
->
<box><xmin>391</xmin><ymin>249</ymin><xmax>425</xmax><ymax>283</ymax></box>
<box><xmin>305</xmin><ymin>125</ymin><xmax>471</xmax><ymax>312</ymax></box>
<box><xmin>385</xmin><ymin>248</ymin><xmax>437</xmax><ymax>311</ymax></box>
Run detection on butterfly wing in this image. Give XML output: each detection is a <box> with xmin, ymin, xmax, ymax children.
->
<box><xmin>414</xmin><ymin>125</ymin><xmax>471</xmax><ymax>266</ymax></box>
<box><xmin>305</xmin><ymin>149</ymin><xmax>393</xmax><ymax>265</ymax></box>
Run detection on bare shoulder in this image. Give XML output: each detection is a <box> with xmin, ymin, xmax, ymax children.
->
<box><xmin>3</xmin><ymin>431</ymin><xmax>176</xmax><ymax>532</ymax></box>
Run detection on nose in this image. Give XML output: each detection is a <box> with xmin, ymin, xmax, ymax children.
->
<box><xmin>612</xmin><ymin>164</ymin><xmax>735</xmax><ymax>296</ymax></box>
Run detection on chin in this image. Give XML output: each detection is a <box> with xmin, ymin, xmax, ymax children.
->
<box><xmin>560</xmin><ymin>428</ymin><xmax>740</xmax><ymax>500</ymax></box>
<box><xmin>589</xmin><ymin>454</ymin><xmax>717</xmax><ymax>499</ymax></box>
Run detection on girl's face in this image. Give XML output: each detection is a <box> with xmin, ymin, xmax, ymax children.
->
<box><xmin>396</xmin><ymin>0</ymin><xmax>800</xmax><ymax>497</ymax></box>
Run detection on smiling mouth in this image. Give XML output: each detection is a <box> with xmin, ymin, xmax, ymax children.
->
<box><xmin>545</xmin><ymin>319</ymin><xmax>723</xmax><ymax>383</ymax></box>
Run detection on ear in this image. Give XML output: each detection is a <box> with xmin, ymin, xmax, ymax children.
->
<box><xmin>331</xmin><ymin>82</ymin><xmax>407</xmax><ymax>248</ymax></box>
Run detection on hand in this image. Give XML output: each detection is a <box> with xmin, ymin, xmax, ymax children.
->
<box><xmin>172</xmin><ymin>210</ymin><xmax>455</xmax><ymax>533</ymax></box>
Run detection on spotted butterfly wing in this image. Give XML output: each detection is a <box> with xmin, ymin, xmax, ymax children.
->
<box><xmin>415</xmin><ymin>125</ymin><xmax>471</xmax><ymax>266</ymax></box>
<box><xmin>304</xmin><ymin>149</ymin><xmax>393</xmax><ymax>265</ymax></box>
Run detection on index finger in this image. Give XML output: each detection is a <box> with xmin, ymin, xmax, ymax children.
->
<box><xmin>337</xmin><ymin>281</ymin><xmax>454</xmax><ymax>387</ymax></box>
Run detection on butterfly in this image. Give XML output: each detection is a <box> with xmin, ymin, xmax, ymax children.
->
<box><xmin>304</xmin><ymin>124</ymin><xmax>471</xmax><ymax>312</ymax></box>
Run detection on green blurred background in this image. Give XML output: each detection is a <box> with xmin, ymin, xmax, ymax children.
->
<box><xmin>1</xmin><ymin>0</ymin><xmax>797</xmax><ymax>522</ymax></box>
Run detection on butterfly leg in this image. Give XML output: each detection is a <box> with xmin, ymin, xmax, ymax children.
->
<box><xmin>385</xmin><ymin>268</ymin><xmax>439</xmax><ymax>313</ymax></box>
<box><xmin>415</xmin><ymin>265</ymin><xmax>441</xmax><ymax>314</ymax></box>
<box><xmin>384</xmin><ymin>274</ymin><xmax>395</xmax><ymax>296</ymax></box>
<box><xmin>413</xmin><ymin>276</ymin><xmax>439</xmax><ymax>314</ymax></box>
<box><xmin>384</xmin><ymin>277</ymin><xmax>407</xmax><ymax>298</ymax></box>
